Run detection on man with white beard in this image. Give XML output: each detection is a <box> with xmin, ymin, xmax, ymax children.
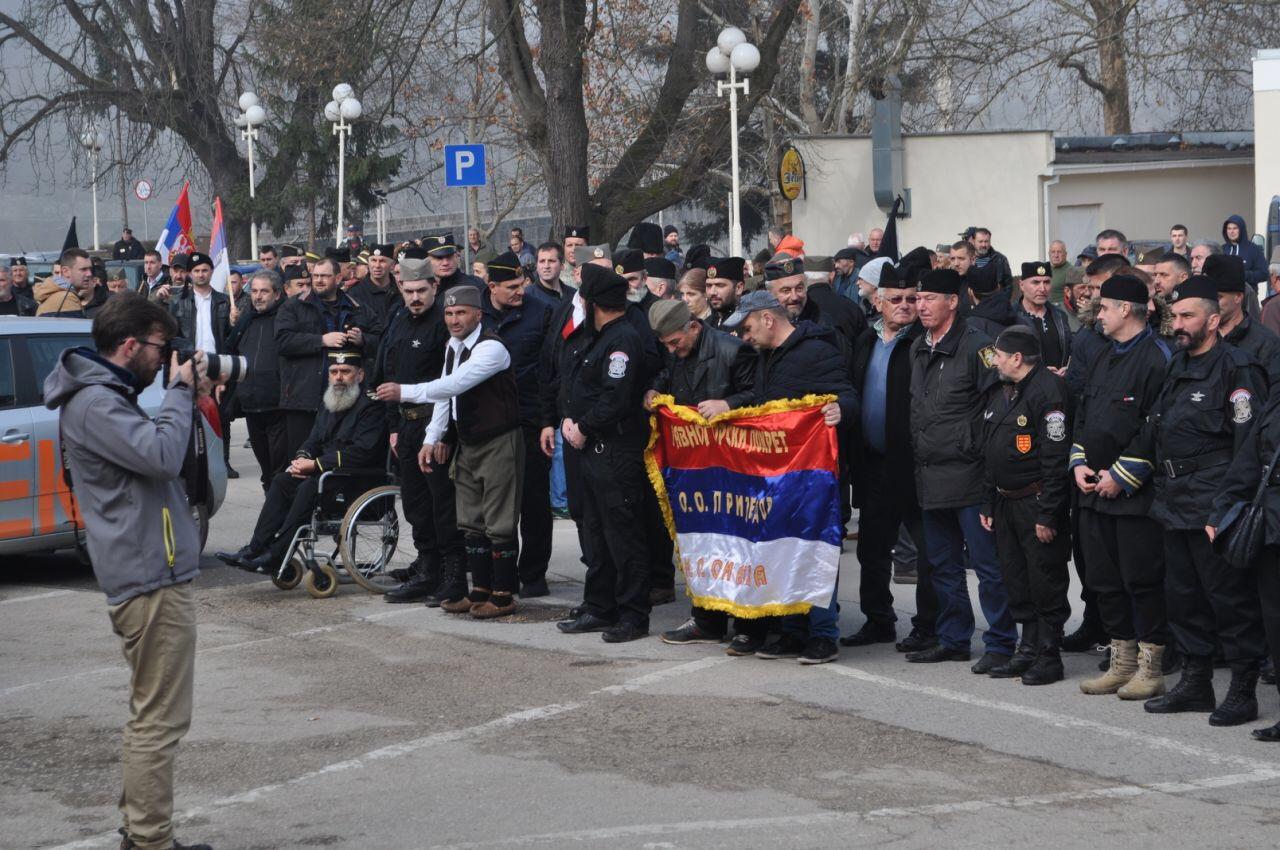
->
<box><xmin>217</xmin><ymin>350</ymin><xmax>387</xmax><ymax>572</ymax></box>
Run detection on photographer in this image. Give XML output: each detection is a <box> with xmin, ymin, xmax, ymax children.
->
<box><xmin>43</xmin><ymin>292</ymin><xmax>213</xmax><ymax>850</ymax></box>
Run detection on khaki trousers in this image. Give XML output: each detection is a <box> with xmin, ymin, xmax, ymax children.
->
<box><xmin>108</xmin><ymin>581</ymin><xmax>197</xmax><ymax>850</ymax></box>
<box><xmin>454</xmin><ymin>428</ymin><xmax>525</xmax><ymax>546</ymax></box>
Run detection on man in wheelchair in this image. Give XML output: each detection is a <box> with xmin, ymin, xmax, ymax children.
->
<box><xmin>217</xmin><ymin>349</ymin><xmax>387</xmax><ymax>572</ymax></box>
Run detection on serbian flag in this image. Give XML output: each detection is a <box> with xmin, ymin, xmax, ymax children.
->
<box><xmin>645</xmin><ymin>395</ymin><xmax>841</xmax><ymax>618</ymax></box>
<box><xmin>155</xmin><ymin>181</ymin><xmax>196</xmax><ymax>264</ymax></box>
<box><xmin>208</xmin><ymin>197</ymin><xmax>230</xmax><ymax>293</ymax></box>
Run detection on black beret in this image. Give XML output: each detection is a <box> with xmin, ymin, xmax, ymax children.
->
<box><xmin>707</xmin><ymin>257</ymin><xmax>746</xmax><ymax>283</ymax></box>
<box><xmin>325</xmin><ymin>246</ymin><xmax>351</xmax><ymax>263</ymax></box>
<box><xmin>564</xmin><ymin>225</ymin><xmax>590</xmax><ymax>241</ymax></box>
<box><xmin>833</xmin><ymin>247</ymin><xmax>859</xmax><ymax>262</ymax></box>
<box><xmin>1170</xmin><ymin>275</ymin><xmax>1219</xmax><ymax>303</ymax></box>
<box><xmin>764</xmin><ymin>254</ymin><xmax>804</xmax><ymax>281</ymax></box>
<box><xmin>918</xmin><ymin>269</ymin><xmax>963</xmax><ymax>294</ymax></box>
<box><xmin>1202</xmin><ymin>254</ymin><xmax>1245</xmax><ymax>293</ymax></box>
<box><xmin>685</xmin><ymin>244</ymin><xmax>713</xmax><ymax>271</ymax></box>
<box><xmin>995</xmin><ymin>325</ymin><xmax>1041</xmax><ymax>357</ymax></box>
<box><xmin>612</xmin><ymin>248</ymin><xmax>645</xmax><ymax>275</ymax></box>
<box><xmin>1020</xmin><ymin>261</ymin><xmax>1050</xmax><ymax>279</ymax></box>
<box><xmin>579</xmin><ymin>263</ymin><xmax>629</xmax><ymax>308</ymax></box>
<box><xmin>487</xmin><ymin>251</ymin><xmax>524</xmax><ymax>283</ymax></box>
<box><xmin>967</xmin><ymin>263</ymin><xmax>1000</xmax><ymax>295</ymax></box>
<box><xmin>1099</xmin><ymin>273</ymin><xmax>1148</xmax><ymax>304</ymax></box>
<box><xmin>627</xmin><ymin>222</ymin><xmax>664</xmax><ymax>255</ymax></box>
<box><xmin>899</xmin><ymin>246</ymin><xmax>934</xmax><ymax>272</ymax></box>
<box><xmin>644</xmin><ymin>257</ymin><xmax>677</xmax><ymax>280</ymax></box>
<box><xmin>187</xmin><ymin>252</ymin><xmax>213</xmax><ymax>270</ymax></box>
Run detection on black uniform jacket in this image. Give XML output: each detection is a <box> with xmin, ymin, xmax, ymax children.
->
<box><xmin>804</xmin><ymin>281</ymin><xmax>868</xmax><ymax>345</ymax></box>
<box><xmin>1069</xmin><ymin>327</ymin><xmax>1170</xmax><ymax>516</ymax></box>
<box><xmin>1133</xmin><ymin>342</ymin><xmax>1266</xmax><ymax>530</ymax></box>
<box><xmin>652</xmin><ymin>319</ymin><xmax>757</xmax><ymax>408</ymax></box>
<box><xmin>909</xmin><ymin>317</ymin><xmax>1000</xmax><ymax>510</ymax></box>
<box><xmin>1222</xmin><ymin>315</ymin><xmax>1280</xmax><ymax>390</ymax></box>
<box><xmin>980</xmin><ymin>363</ymin><xmax>1073</xmax><ymax>526</ymax></box>
<box><xmin>275</xmin><ymin>290</ymin><xmax>378</xmax><ymax>412</ymax></box>
<box><xmin>347</xmin><ymin>277</ymin><xmax>400</xmax><ymax>327</ymax></box>
<box><xmin>370</xmin><ymin>301</ymin><xmax>450</xmax><ymax>430</ymax></box>
<box><xmin>1212</xmin><ymin>392</ymin><xmax>1280</xmax><ymax>548</ymax></box>
<box><xmin>564</xmin><ymin>313</ymin><xmax>649</xmax><ymax>448</ymax></box>
<box><xmin>967</xmin><ymin>294</ymin><xmax>1017</xmax><ymax>340</ymax></box>
<box><xmin>295</xmin><ymin>390</ymin><xmax>388</xmax><ymax>473</ymax></box>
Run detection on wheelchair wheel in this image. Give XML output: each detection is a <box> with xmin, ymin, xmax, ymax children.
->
<box><xmin>338</xmin><ymin>484</ymin><xmax>413</xmax><ymax>594</ymax></box>
<box><xmin>303</xmin><ymin>561</ymin><xmax>340</xmax><ymax>598</ymax></box>
<box><xmin>272</xmin><ymin>555</ymin><xmax>305</xmax><ymax>591</ymax></box>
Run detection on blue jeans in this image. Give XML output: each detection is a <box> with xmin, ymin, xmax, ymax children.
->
<box><xmin>783</xmin><ymin>576</ymin><xmax>841</xmax><ymax>641</ymax></box>
<box><xmin>550</xmin><ymin>431</ymin><xmax>567</xmax><ymax>510</ymax></box>
<box><xmin>921</xmin><ymin>505</ymin><xmax>1016</xmax><ymax>653</ymax></box>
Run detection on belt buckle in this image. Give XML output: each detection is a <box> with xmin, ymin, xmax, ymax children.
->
<box><xmin>1163</xmin><ymin>459</ymin><xmax>1177</xmax><ymax>478</ymax></box>
<box><xmin>592</xmin><ymin>441</ymin><xmax>605</xmax><ymax>454</ymax></box>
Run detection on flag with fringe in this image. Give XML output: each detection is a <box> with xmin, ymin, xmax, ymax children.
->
<box><xmin>645</xmin><ymin>395</ymin><xmax>842</xmax><ymax>618</ymax></box>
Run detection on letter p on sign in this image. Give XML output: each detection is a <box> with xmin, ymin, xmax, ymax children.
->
<box><xmin>444</xmin><ymin>144</ymin><xmax>486</xmax><ymax>188</ymax></box>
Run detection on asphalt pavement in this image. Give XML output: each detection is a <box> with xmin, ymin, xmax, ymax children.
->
<box><xmin>4</xmin><ymin>423</ymin><xmax>1280</xmax><ymax>849</ymax></box>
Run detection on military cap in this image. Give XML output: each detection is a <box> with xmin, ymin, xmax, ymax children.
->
<box><xmin>612</xmin><ymin>248</ymin><xmax>645</xmax><ymax>275</ymax></box>
<box><xmin>918</xmin><ymin>269</ymin><xmax>964</xmax><ymax>295</ymax></box>
<box><xmin>764</xmin><ymin>253</ymin><xmax>804</xmax><ymax>281</ymax></box>
<box><xmin>649</xmin><ymin>298</ymin><xmax>691</xmax><ymax>336</ymax></box>
<box><xmin>1077</xmin><ymin>244</ymin><xmax>1099</xmax><ymax>262</ymax></box>
<box><xmin>282</xmin><ymin>264</ymin><xmax>309</xmax><ymax>282</ymax></box>
<box><xmin>399</xmin><ymin>245</ymin><xmax>428</xmax><ymax>262</ymax></box>
<box><xmin>707</xmin><ymin>257</ymin><xmax>746</xmax><ymax>283</ymax></box>
<box><xmin>1170</xmin><ymin>275</ymin><xmax>1218</xmax><ymax>303</ymax></box>
<box><xmin>1099</xmin><ymin>273</ymin><xmax>1148</xmax><ymax>304</ymax></box>
<box><xmin>644</xmin><ymin>257</ymin><xmax>677</xmax><ymax>280</ymax></box>
<box><xmin>425</xmin><ymin>233</ymin><xmax>458</xmax><ymax>257</ymax></box>
<box><xmin>723</xmin><ymin>290</ymin><xmax>783</xmax><ymax>329</ymax></box>
<box><xmin>1202</xmin><ymin>254</ymin><xmax>1246</xmax><ymax>293</ymax></box>
<box><xmin>443</xmin><ymin>286</ymin><xmax>482</xmax><ymax>308</ymax></box>
<box><xmin>967</xmin><ymin>263</ymin><xmax>1000</xmax><ymax>295</ymax></box>
<box><xmin>898</xmin><ymin>246</ymin><xmax>934</xmax><ymax>273</ymax></box>
<box><xmin>579</xmin><ymin>263</ymin><xmax>628</xmax><ymax>308</ymax></box>
<box><xmin>627</xmin><ymin>221</ymin><xmax>664</xmax><ymax>255</ymax></box>
<box><xmin>487</xmin><ymin>251</ymin><xmax>524</xmax><ymax>283</ymax></box>
<box><xmin>327</xmin><ymin>349</ymin><xmax>363</xmax><ymax>367</ymax></box>
<box><xmin>279</xmin><ymin>244</ymin><xmax>302</xmax><ymax>258</ymax></box>
<box><xmin>325</xmin><ymin>246</ymin><xmax>352</xmax><ymax>263</ymax></box>
<box><xmin>9</xmin><ymin>256</ymin><xmax>27</xmax><ymax>267</ymax></box>
<box><xmin>564</xmin><ymin>225</ymin><xmax>590</xmax><ymax>242</ymax></box>
<box><xmin>806</xmin><ymin>255</ymin><xmax>834</xmax><ymax>273</ymax></box>
<box><xmin>959</xmin><ymin>226</ymin><xmax>978</xmax><ymax>239</ymax></box>
<box><xmin>399</xmin><ymin>257</ymin><xmax>431</xmax><ymax>283</ymax></box>
<box><xmin>354</xmin><ymin>251</ymin><xmax>369</xmax><ymax>267</ymax></box>
<box><xmin>368</xmin><ymin>243</ymin><xmax>395</xmax><ymax>259</ymax></box>
<box><xmin>684</xmin><ymin>244</ymin><xmax>713</xmax><ymax>271</ymax></box>
<box><xmin>995</xmin><ymin>325</ymin><xmax>1041</xmax><ymax>357</ymax></box>
<box><xmin>1134</xmin><ymin>248</ymin><xmax>1163</xmax><ymax>266</ymax></box>
<box><xmin>877</xmin><ymin>263</ymin><xmax>903</xmax><ymax>289</ymax></box>
<box><xmin>663</xmin><ymin>224</ymin><xmax>679</xmax><ymax>237</ymax></box>
<box><xmin>169</xmin><ymin>253</ymin><xmax>191</xmax><ymax>270</ymax></box>
<box><xmin>1020</xmin><ymin>261</ymin><xmax>1051</xmax><ymax>279</ymax></box>
<box><xmin>305</xmin><ymin>250</ymin><xmax>322</xmax><ymax>263</ymax></box>
<box><xmin>187</xmin><ymin>252</ymin><xmax>213</xmax><ymax>270</ymax></box>
<box><xmin>573</xmin><ymin>243</ymin><xmax>612</xmax><ymax>266</ymax></box>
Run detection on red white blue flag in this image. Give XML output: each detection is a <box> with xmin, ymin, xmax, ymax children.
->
<box><xmin>155</xmin><ymin>181</ymin><xmax>195</xmax><ymax>265</ymax></box>
<box><xmin>646</xmin><ymin>395</ymin><xmax>841</xmax><ymax>618</ymax></box>
<box><xmin>208</xmin><ymin>197</ymin><xmax>229</xmax><ymax>293</ymax></box>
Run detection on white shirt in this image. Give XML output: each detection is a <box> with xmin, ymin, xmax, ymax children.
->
<box><xmin>193</xmin><ymin>290</ymin><xmax>216</xmax><ymax>353</ymax></box>
<box><xmin>399</xmin><ymin>324</ymin><xmax>512</xmax><ymax>445</ymax></box>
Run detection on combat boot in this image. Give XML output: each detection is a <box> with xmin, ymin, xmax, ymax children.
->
<box><xmin>1118</xmin><ymin>642</ymin><xmax>1165</xmax><ymax>700</ymax></box>
<box><xmin>989</xmin><ymin>622</ymin><xmax>1039</xmax><ymax>678</ymax></box>
<box><xmin>1080</xmin><ymin>639</ymin><xmax>1138</xmax><ymax>695</ymax></box>
<box><xmin>1143</xmin><ymin>655</ymin><xmax>1215</xmax><ymax>713</ymax></box>
<box><xmin>427</xmin><ymin>550</ymin><xmax>469</xmax><ymax>609</ymax></box>
<box><xmin>1209</xmin><ymin>664</ymin><xmax>1260</xmax><ymax>727</ymax></box>
<box><xmin>1021</xmin><ymin>623</ymin><xmax>1064</xmax><ymax>686</ymax></box>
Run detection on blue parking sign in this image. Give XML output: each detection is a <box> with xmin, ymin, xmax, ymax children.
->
<box><xmin>444</xmin><ymin>144</ymin><xmax>486</xmax><ymax>187</ymax></box>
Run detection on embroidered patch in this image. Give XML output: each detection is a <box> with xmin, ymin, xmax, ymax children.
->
<box><xmin>1231</xmin><ymin>388</ymin><xmax>1253</xmax><ymax>424</ymax></box>
<box><xmin>411</xmin><ymin>339</ymin><xmax>421</xmax><ymax>348</ymax></box>
<box><xmin>1016</xmin><ymin>415</ymin><xmax>1028</xmax><ymax>427</ymax></box>
<box><xmin>607</xmin><ymin>351</ymin><xmax>630</xmax><ymax>379</ymax></box>
<box><xmin>1016</xmin><ymin>434</ymin><xmax>1032</xmax><ymax>453</ymax></box>
<box><xmin>1045</xmin><ymin>410</ymin><xmax>1067</xmax><ymax>442</ymax></box>
<box><xmin>978</xmin><ymin>346</ymin><xmax>996</xmax><ymax>368</ymax></box>
<box><xmin>1190</xmin><ymin>391</ymin><xmax>1204</xmax><ymax>403</ymax></box>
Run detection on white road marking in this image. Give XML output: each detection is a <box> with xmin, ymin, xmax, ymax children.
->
<box><xmin>422</xmin><ymin>767</ymin><xmax>1280</xmax><ymax>848</ymax></box>
<box><xmin>824</xmin><ymin>663</ymin><xmax>1277</xmax><ymax>771</ymax></box>
<box><xmin>42</xmin><ymin>657</ymin><xmax>722</xmax><ymax>849</ymax></box>
<box><xmin>0</xmin><ymin>589</ymin><xmax>76</xmax><ymax>605</ymax></box>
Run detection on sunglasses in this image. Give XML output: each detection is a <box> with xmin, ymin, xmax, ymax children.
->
<box><xmin>883</xmin><ymin>294</ymin><xmax>918</xmax><ymax>305</ymax></box>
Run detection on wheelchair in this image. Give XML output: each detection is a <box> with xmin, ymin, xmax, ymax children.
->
<box><xmin>271</xmin><ymin>464</ymin><xmax>415</xmax><ymax>599</ymax></box>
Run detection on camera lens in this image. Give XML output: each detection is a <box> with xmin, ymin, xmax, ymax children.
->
<box><xmin>205</xmin><ymin>354</ymin><xmax>248</xmax><ymax>383</ymax></box>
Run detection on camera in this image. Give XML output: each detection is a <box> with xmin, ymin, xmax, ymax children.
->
<box><xmin>166</xmin><ymin>337</ymin><xmax>247</xmax><ymax>384</ymax></box>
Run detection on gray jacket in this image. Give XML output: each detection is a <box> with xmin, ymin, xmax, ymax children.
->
<box><xmin>44</xmin><ymin>348</ymin><xmax>201</xmax><ymax>604</ymax></box>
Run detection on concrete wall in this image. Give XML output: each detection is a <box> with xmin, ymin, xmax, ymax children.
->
<box><xmin>792</xmin><ymin>131</ymin><xmax>1054</xmax><ymax>264</ymax></box>
<box><xmin>1049</xmin><ymin>163</ymin><xmax>1254</xmax><ymax>255</ymax></box>
<box><xmin>1255</xmin><ymin>50</ymin><xmax>1280</xmax><ymax>255</ymax></box>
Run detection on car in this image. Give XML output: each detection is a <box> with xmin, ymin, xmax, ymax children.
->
<box><xmin>0</xmin><ymin>317</ymin><xmax>226</xmax><ymax>558</ymax></box>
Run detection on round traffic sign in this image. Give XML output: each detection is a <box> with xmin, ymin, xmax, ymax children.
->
<box><xmin>134</xmin><ymin>179</ymin><xmax>153</xmax><ymax>201</ymax></box>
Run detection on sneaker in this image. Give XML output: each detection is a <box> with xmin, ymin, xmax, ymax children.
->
<box><xmin>661</xmin><ymin>618</ymin><xmax>725</xmax><ymax>645</ymax></box>
<box><xmin>756</xmin><ymin>634</ymin><xmax>806</xmax><ymax>660</ymax></box>
<box><xmin>726</xmin><ymin>634</ymin><xmax>765</xmax><ymax>656</ymax></box>
<box><xmin>552</xmin><ymin>507</ymin><xmax>571</xmax><ymax>520</ymax></box>
<box><xmin>799</xmin><ymin>637</ymin><xmax>839</xmax><ymax>665</ymax></box>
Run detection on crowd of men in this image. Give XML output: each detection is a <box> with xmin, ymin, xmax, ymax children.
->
<box><xmin>13</xmin><ymin>214</ymin><xmax>1280</xmax><ymax>746</ymax></box>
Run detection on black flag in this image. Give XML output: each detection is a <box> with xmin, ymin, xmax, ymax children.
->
<box><xmin>875</xmin><ymin>196</ymin><xmax>903</xmax><ymax>262</ymax></box>
<box><xmin>62</xmin><ymin>217</ymin><xmax>79</xmax><ymax>251</ymax></box>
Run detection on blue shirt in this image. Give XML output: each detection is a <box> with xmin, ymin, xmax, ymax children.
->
<box><xmin>861</xmin><ymin>325</ymin><xmax>904</xmax><ymax>454</ymax></box>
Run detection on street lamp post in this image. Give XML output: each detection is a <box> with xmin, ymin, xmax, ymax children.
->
<box><xmin>705</xmin><ymin>27</ymin><xmax>760</xmax><ymax>260</ymax></box>
<box><xmin>324</xmin><ymin>84</ymin><xmax>362</xmax><ymax>246</ymax></box>
<box><xmin>235</xmin><ymin>92</ymin><xmax>268</xmax><ymax>259</ymax></box>
<box><xmin>79</xmin><ymin>127</ymin><xmax>105</xmax><ymax>251</ymax></box>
